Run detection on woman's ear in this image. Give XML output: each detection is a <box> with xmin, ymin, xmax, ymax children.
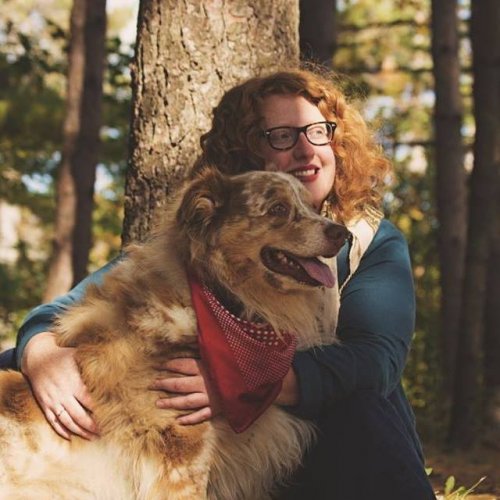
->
<box><xmin>176</xmin><ymin>166</ymin><xmax>229</xmax><ymax>241</ymax></box>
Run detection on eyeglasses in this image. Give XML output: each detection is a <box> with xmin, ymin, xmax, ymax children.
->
<box><xmin>263</xmin><ymin>121</ymin><xmax>337</xmax><ymax>151</ymax></box>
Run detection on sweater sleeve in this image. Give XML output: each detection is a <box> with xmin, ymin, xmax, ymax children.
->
<box><xmin>290</xmin><ymin>220</ymin><xmax>415</xmax><ymax>419</ymax></box>
<box><xmin>15</xmin><ymin>257</ymin><xmax>122</xmax><ymax>368</ymax></box>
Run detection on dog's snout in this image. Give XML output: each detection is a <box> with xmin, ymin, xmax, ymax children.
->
<box><xmin>324</xmin><ymin>222</ymin><xmax>349</xmax><ymax>246</ymax></box>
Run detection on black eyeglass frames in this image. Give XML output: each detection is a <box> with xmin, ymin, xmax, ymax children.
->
<box><xmin>263</xmin><ymin>121</ymin><xmax>337</xmax><ymax>151</ymax></box>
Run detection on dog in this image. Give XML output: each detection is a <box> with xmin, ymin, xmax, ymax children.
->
<box><xmin>0</xmin><ymin>167</ymin><xmax>347</xmax><ymax>499</ymax></box>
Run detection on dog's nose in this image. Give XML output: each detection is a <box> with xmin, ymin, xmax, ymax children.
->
<box><xmin>324</xmin><ymin>222</ymin><xmax>349</xmax><ymax>246</ymax></box>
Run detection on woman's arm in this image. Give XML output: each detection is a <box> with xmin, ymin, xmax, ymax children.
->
<box><xmin>17</xmin><ymin>257</ymin><xmax>122</xmax><ymax>439</ymax></box>
<box><xmin>16</xmin><ymin>257</ymin><xmax>122</xmax><ymax>368</ymax></box>
<box><xmin>289</xmin><ymin>220</ymin><xmax>415</xmax><ymax>419</ymax></box>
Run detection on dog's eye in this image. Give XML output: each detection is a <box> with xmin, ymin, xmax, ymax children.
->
<box><xmin>268</xmin><ymin>202</ymin><xmax>290</xmax><ymax>217</ymax></box>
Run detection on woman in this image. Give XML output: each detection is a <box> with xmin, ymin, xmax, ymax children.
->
<box><xmin>5</xmin><ymin>69</ymin><xmax>435</xmax><ymax>499</ymax></box>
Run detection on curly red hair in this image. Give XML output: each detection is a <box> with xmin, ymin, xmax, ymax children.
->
<box><xmin>193</xmin><ymin>68</ymin><xmax>391</xmax><ymax>223</ymax></box>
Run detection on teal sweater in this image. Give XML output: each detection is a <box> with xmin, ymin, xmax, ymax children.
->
<box><xmin>16</xmin><ymin>219</ymin><xmax>416</xmax><ymax>428</ymax></box>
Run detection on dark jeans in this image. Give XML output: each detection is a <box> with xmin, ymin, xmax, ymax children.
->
<box><xmin>0</xmin><ymin>347</ymin><xmax>16</xmax><ymax>370</ymax></box>
<box><xmin>276</xmin><ymin>390</ymin><xmax>436</xmax><ymax>500</ymax></box>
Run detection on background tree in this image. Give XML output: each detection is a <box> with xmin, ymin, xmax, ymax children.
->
<box><xmin>43</xmin><ymin>0</ymin><xmax>87</xmax><ymax>301</ymax></box>
<box><xmin>299</xmin><ymin>0</ymin><xmax>337</xmax><ymax>67</ymax></box>
<box><xmin>449</xmin><ymin>0</ymin><xmax>500</xmax><ymax>448</ymax></box>
<box><xmin>481</xmin><ymin>0</ymin><xmax>500</xmax><ymax>443</ymax></box>
<box><xmin>43</xmin><ymin>0</ymin><xmax>107</xmax><ymax>300</ymax></box>
<box><xmin>71</xmin><ymin>0</ymin><xmax>107</xmax><ymax>285</ymax></box>
<box><xmin>484</xmin><ymin>181</ymin><xmax>500</xmax><ymax>437</ymax></box>
<box><xmin>123</xmin><ymin>0</ymin><xmax>299</xmax><ymax>244</ymax></box>
<box><xmin>430</xmin><ymin>0</ymin><xmax>467</xmax><ymax>413</ymax></box>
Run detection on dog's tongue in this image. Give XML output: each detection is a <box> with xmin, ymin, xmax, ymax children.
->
<box><xmin>296</xmin><ymin>256</ymin><xmax>335</xmax><ymax>288</ymax></box>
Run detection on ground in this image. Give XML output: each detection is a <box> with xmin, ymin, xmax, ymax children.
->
<box><xmin>425</xmin><ymin>441</ymin><xmax>499</xmax><ymax>499</ymax></box>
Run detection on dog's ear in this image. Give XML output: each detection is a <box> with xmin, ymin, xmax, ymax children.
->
<box><xmin>176</xmin><ymin>167</ymin><xmax>229</xmax><ymax>240</ymax></box>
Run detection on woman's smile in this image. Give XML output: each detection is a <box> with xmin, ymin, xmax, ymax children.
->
<box><xmin>288</xmin><ymin>165</ymin><xmax>320</xmax><ymax>182</ymax></box>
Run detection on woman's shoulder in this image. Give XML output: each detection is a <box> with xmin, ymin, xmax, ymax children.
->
<box><xmin>337</xmin><ymin>218</ymin><xmax>409</xmax><ymax>286</ymax></box>
<box><xmin>365</xmin><ymin>218</ymin><xmax>410</xmax><ymax>264</ymax></box>
<box><xmin>373</xmin><ymin>218</ymin><xmax>407</xmax><ymax>245</ymax></box>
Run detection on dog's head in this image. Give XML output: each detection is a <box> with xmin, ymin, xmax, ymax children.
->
<box><xmin>172</xmin><ymin>167</ymin><xmax>348</xmax><ymax>344</ymax></box>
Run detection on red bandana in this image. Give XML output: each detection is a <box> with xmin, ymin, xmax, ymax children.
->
<box><xmin>189</xmin><ymin>277</ymin><xmax>297</xmax><ymax>433</ymax></box>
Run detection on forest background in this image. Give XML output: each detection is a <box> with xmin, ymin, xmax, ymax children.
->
<box><xmin>0</xmin><ymin>0</ymin><xmax>499</xmax><ymax>496</ymax></box>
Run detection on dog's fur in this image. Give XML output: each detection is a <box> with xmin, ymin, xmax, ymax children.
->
<box><xmin>0</xmin><ymin>168</ymin><xmax>347</xmax><ymax>499</ymax></box>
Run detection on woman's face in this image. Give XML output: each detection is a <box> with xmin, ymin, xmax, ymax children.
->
<box><xmin>259</xmin><ymin>94</ymin><xmax>336</xmax><ymax>211</ymax></box>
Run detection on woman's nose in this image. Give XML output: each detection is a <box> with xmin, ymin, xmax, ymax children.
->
<box><xmin>293</xmin><ymin>132</ymin><xmax>315</xmax><ymax>159</ymax></box>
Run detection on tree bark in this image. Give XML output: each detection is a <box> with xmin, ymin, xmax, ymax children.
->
<box><xmin>430</xmin><ymin>0</ymin><xmax>467</xmax><ymax>406</ymax></box>
<box><xmin>448</xmin><ymin>0</ymin><xmax>500</xmax><ymax>448</ymax></box>
<box><xmin>481</xmin><ymin>3</ymin><xmax>500</xmax><ymax>442</ymax></box>
<box><xmin>43</xmin><ymin>0</ymin><xmax>86</xmax><ymax>301</ymax></box>
<box><xmin>72</xmin><ymin>0</ymin><xmax>106</xmax><ymax>285</ymax></box>
<box><xmin>484</xmin><ymin>184</ymin><xmax>500</xmax><ymax>434</ymax></box>
<box><xmin>123</xmin><ymin>0</ymin><xmax>299</xmax><ymax>245</ymax></box>
<box><xmin>299</xmin><ymin>0</ymin><xmax>337</xmax><ymax>68</ymax></box>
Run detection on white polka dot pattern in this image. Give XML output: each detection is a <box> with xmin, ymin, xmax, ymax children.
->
<box><xmin>202</xmin><ymin>286</ymin><xmax>297</xmax><ymax>391</ymax></box>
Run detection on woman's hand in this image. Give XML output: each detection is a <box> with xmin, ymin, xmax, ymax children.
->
<box><xmin>151</xmin><ymin>358</ymin><xmax>221</xmax><ymax>425</ymax></box>
<box><xmin>22</xmin><ymin>331</ymin><xmax>99</xmax><ymax>440</ymax></box>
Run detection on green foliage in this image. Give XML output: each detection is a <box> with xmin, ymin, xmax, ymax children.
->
<box><xmin>0</xmin><ymin>9</ymin><xmax>132</xmax><ymax>203</ymax></box>
<box><xmin>391</xmin><ymin>153</ymin><xmax>445</xmax><ymax>439</ymax></box>
<box><xmin>0</xmin><ymin>240</ymin><xmax>48</xmax><ymax>341</ymax></box>
<box><xmin>443</xmin><ymin>475</ymin><xmax>486</xmax><ymax>499</ymax></box>
<box><xmin>0</xmin><ymin>6</ymin><xmax>132</xmax><ymax>337</ymax></box>
<box><xmin>0</xmin><ymin>21</ymin><xmax>63</xmax><ymax>213</ymax></box>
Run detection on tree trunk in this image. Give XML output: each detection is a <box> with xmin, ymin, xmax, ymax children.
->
<box><xmin>448</xmin><ymin>0</ymin><xmax>500</xmax><ymax>448</ymax></box>
<box><xmin>72</xmin><ymin>0</ymin><xmax>106</xmax><ymax>285</ymax></box>
<box><xmin>299</xmin><ymin>0</ymin><xmax>337</xmax><ymax>68</ymax></box>
<box><xmin>481</xmin><ymin>4</ymin><xmax>500</xmax><ymax>442</ymax></box>
<box><xmin>43</xmin><ymin>0</ymin><xmax>86</xmax><ymax>301</ymax></box>
<box><xmin>484</xmin><ymin>185</ymin><xmax>500</xmax><ymax>435</ymax></box>
<box><xmin>122</xmin><ymin>0</ymin><xmax>299</xmax><ymax>245</ymax></box>
<box><xmin>430</xmin><ymin>0</ymin><xmax>467</xmax><ymax>406</ymax></box>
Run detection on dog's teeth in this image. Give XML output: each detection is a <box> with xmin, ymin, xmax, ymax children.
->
<box><xmin>277</xmin><ymin>251</ymin><xmax>288</xmax><ymax>264</ymax></box>
<box><xmin>275</xmin><ymin>250</ymin><xmax>302</xmax><ymax>271</ymax></box>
